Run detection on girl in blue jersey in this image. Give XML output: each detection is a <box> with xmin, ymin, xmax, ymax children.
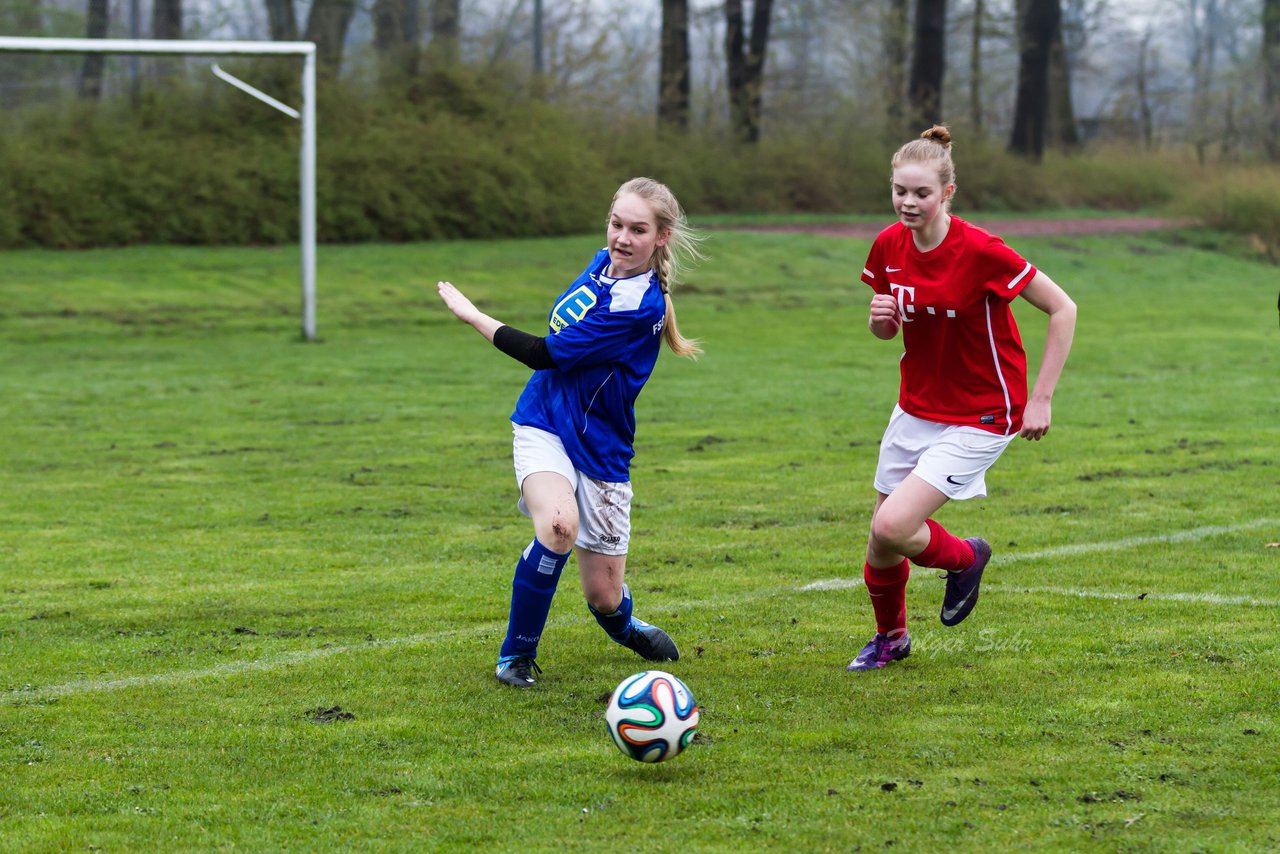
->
<box><xmin>437</xmin><ymin>177</ymin><xmax>703</xmax><ymax>688</ymax></box>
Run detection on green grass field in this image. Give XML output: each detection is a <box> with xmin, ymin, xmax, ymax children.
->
<box><xmin>2</xmin><ymin>227</ymin><xmax>1278</xmax><ymax>851</ymax></box>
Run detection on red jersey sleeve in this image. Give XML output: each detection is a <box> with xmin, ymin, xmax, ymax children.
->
<box><xmin>973</xmin><ymin>230</ymin><xmax>1036</xmax><ymax>301</ymax></box>
<box><xmin>860</xmin><ymin>228</ymin><xmax>893</xmax><ymax>295</ymax></box>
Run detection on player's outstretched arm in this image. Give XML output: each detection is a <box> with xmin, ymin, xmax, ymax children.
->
<box><xmin>437</xmin><ymin>280</ymin><xmax>503</xmax><ymax>343</ymax></box>
<box><xmin>437</xmin><ymin>280</ymin><xmax>556</xmax><ymax>371</ymax></box>
<box><xmin>1018</xmin><ymin>271</ymin><xmax>1077</xmax><ymax>441</ymax></box>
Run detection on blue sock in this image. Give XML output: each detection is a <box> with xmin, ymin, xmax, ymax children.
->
<box><xmin>589</xmin><ymin>583</ymin><xmax>634</xmax><ymax>643</ymax></box>
<box><xmin>499</xmin><ymin>538</ymin><xmax>570</xmax><ymax>660</ymax></box>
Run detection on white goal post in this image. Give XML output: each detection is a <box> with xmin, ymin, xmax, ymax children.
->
<box><xmin>0</xmin><ymin>36</ymin><xmax>319</xmax><ymax>341</ymax></box>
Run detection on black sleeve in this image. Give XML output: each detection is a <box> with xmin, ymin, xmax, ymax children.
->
<box><xmin>493</xmin><ymin>325</ymin><xmax>556</xmax><ymax>371</ymax></box>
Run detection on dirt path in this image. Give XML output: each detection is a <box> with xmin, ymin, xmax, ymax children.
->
<box><xmin>729</xmin><ymin>216</ymin><xmax>1188</xmax><ymax>239</ymax></box>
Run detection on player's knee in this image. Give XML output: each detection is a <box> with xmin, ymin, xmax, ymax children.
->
<box><xmin>870</xmin><ymin>511</ymin><xmax>914</xmax><ymax>552</ymax></box>
<box><xmin>541</xmin><ymin>508</ymin><xmax>578</xmax><ymax>553</ymax></box>
<box><xmin>584</xmin><ymin>586</ymin><xmax>619</xmax><ymax>614</ymax></box>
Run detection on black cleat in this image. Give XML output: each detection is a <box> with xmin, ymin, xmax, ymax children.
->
<box><xmin>940</xmin><ymin>537</ymin><xmax>991</xmax><ymax>626</ymax></box>
<box><xmin>495</xmin><ymin>655</ymin><xmax>542</xmax><ymax>687</ymax></box>
<box><xmin>621</xmin><ymin>619</ymin><xmax>679</xmax><ymax>662</ymax></box>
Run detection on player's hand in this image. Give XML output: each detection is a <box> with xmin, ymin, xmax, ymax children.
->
<box><xmin>437</xmin><ymin>281</ymin><xmax>480</xmax><ymax>324</ymax></box>
<box><xmin>1020</xmin><ymin>399</ymin><xmax>1052</xmax><ymax>440</ymax></box>
<box><xmin>869</xmin><ymin>293</ymin><xmax>901</xmax><ymax>338</ymax></box>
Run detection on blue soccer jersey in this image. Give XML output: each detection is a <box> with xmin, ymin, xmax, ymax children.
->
<box><xmin>511</xmin><ymin>248</ymin><xmax>666</xmax><ymax>482</ymax></box>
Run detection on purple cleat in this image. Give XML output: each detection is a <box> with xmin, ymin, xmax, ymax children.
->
<box><xmin>846</xmin><ymin>630</ymin><xmax>912</xmax><ymax>671</ymax></box>
<box><xmin>940</xmin><ymin>537</ymin><xmax>991</xmax><ymax>627</ymax></box>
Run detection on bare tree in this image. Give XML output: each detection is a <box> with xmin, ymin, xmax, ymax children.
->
<box><xmin>908</xmin><ymin>0</ymin><xmax>947</xmax><ymax>131</ymax></box>
<box><xmin>374</xmin><ymin>0</ymin><xmax>421</xmax><ymax>80</ymax></box>
<box><xmin>1136</xmin><ymin>27</ymin><xmax>1156</xmax><ymax>149</ymax></box>
<box><xmin>659</xmin><ymin>0</ymin><xmax>691</xmax><ymax>132</ymax></box>
<box><xmin>79</xmin><ymin>0</ymin><xmax>109</xmax><ymax>99</ymax></box>
<box><xmin>1009</xmin><ymin>0</ymin><xmax>1058</xmax><ymax>159</ymax></box>
<box><xmin>149</xmin><ymin>0</ymin><xmax>182</xmax><ymax>79</ymax></box>
<box><xmin>265</xmin><ymin>0</ymin><xmax>298</xmax><ymax>41</ymax></box>
<box><xmin>885</xmin><ymin>0</ymin><xmax>910</xmax><ymax>140</ymax></box>
<box><xmin>427</xmin><ymin>0</ymin><xmax>461</xmax><ymax>67</ymax></box>
<box><xmin>1047</xmin><ymin>1</ymin><xmax>1079</xmax><ymax>149</ymax></box>
<box><xmin>725</xmin><ymin>0</ymin><xmax>775</xmax><ymax>142</ymax></box>
<box><xmin>305</xmin><ymin>0</ymin><xmax>357</xmax><ymax>75</ymax></box>
<box><xmin>153</xmin><ymin>0</ymin><xmax>182</xmax><ymax>40</ymax></box>
<box><xmin>969</xmin><ymin>0</ymin><xmax>985</xmax><ymax>136</ymax></box>
<box><xmin>1187</xmin><ymin>0</ymin><xmax>1221</xmax><ymax>164</ymax></box>
<box><xmin>1267</xmin><ymin>0</ymin><xmax>1280</xmax><ymax>160</ymax></box>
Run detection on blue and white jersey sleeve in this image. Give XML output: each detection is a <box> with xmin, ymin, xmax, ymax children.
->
<box><xmin>545</xmin><ymin>266</ymin><xmax>661</xmax><ymax>370</ymax></box>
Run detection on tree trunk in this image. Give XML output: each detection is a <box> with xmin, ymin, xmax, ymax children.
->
<box><xmin>153</xmin><ymin>0</ymin><xmax>181</xmax><ymax>39</ymax></box>
<box><xmin>265</xmin><ymin>0</ymin><xmax>298</xmax><ymax>41</ymax></box>
<box><xmin>305</xmin><ymin>0</ymin><xmax>357</xmax><ymax>76</ymax></box>
<box><xmin>1266</xmin><ymin>0</ymin><xmax>1280</xmax><ymax>160</ymax></box>
<box><xmin>532</xmin><ymin>0</ymin><xmax>544</xmax><ymax>76</ymax></box>
<box><xmin>1047</xmin><ymin>0</ymin><xmax>1079</xmax><ymax>150</ymax></box>
<box><xmin>374</xmin><ymin>0</ymin><xmax>421</xmax><ymax>81</ymax></box>
<box><xmin>882</xmin><ymin>0</ymin><xmax>909</xmax><ymax>141</ymax></box>
<box><xmin>1008</xmin><ymin>0</ymin><xmax>1057</xmax><ymax>160</ymax></box>
<box><xmin>659</xmin><ymin>0</ymin><xmax>690</xmax><ymax>132</ymax></box>
<box><xmin>427</xmin><ymin>0</ymin><xmax>460</xmax><ymax>67</ymax></box>
<box><xmin>79</xmin><ymin>0</ymin><xmax>109</xmax><ymax>99</ymax></box>
<box><xmin>908</xmin><ymin>0</ymin><xmax>947</xmax><ymax>132</ymax></box>
<box><xmin>1188</xmin><ymin>0</ymin><xmax>1220</xmax><ymax>166</ymax></box>
<box><xmin>725</xmin><ymin>0</ymin><xmax>774</xmax><ymax>143</ymax></box>
<box><xmin>969</xmin><ymin>0</ymin><xmax>984</xmax><ymax>136</ymax></box>
<box><xmin>150</xmin><ymin>0</ymin><xmax>182</xmax><ymax>79</ymax></box>
<box><xmin>1136</xmin><ymin>29</ymin><xmax>1155</xmax><ymax>150</ymax></box>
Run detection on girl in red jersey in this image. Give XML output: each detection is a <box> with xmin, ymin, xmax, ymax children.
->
<box><xmin>848</xmin><ymin>126</ymin><xmax>1078</xmax><ymax>671</ymax></box>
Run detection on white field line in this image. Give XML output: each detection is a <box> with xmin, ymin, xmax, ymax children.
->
<box><xmin>799</xmin><ymin>577</ymin><xmax>1280</xmax><ymax>608</ymax></box>
<box><xmin>3</xmin><ymin>627</ymin><xmax>476</xmax><ymax>705</ymax></box>
<box><xmin>799</xmin><ymin>518</ymin><xmax>1280</xmax><ymax>603</ymax></box>
<box><xmin>7</xmin><ymin>520</ymin><xmax>1276</xmax><ymax>705</ymax></box>
<box><xmin>798</xmin><ymin>522</ymin><xmax>1269</xmax><ymax>594</ymax></box>
<box><xmin>995</xmin><ymin>519</ymin><xmax>1279</xmax><ymax>563</ymax></box>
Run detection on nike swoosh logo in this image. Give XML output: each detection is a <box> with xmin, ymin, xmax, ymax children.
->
<box><xmin>946</xmin><ymin>475</ymin><xmax>965</xmax><ymax>486</ymax></box>
<box><xmin>941</xmin><ymin>594</ymin><xmax>972</xmax><ymax>621</ymax></box>
<box><xmin>886</xmin><ymin>266</ymin><xmax>903</xmax><ymax>273</ymax></box>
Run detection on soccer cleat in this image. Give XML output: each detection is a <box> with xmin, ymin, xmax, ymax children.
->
<box><xmin>495</xmin><ymin>655</ymin><xmax>542</xmax><ymax>688</ymax></box>
<box><xmin>621</xmin><ymin>618</ymin><xmax>680</xmax><ymax>662</ymax></box>
<box><xmin>846</xmin><ymin>630</ymin><xmax>912</xmax><ymax>671</ymax></box>
<box><xmin>940</xmin><ymin>537</ymin><xmax>991</xmax><ymax>626</ymax></box>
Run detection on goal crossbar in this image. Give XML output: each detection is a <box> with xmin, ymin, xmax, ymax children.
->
<box><xmin>0</xmin><ymin>36</ymin><xmax>319</xmax><ymax>341</ymax></box>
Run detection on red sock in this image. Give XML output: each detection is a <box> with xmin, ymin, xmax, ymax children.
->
<box><xmin>864</xmin><ymin>559</ymin><xmax>910</xmax><ymax>635</ymax></box>
<box><xmin>911</xmin><ymin>518</ymin><xmax>975</xmax><ymax>571</ymax></box>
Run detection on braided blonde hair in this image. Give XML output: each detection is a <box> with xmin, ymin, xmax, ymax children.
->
<box><xmin>611</xmin><ymin>177</ymin><xmax>704</xmax><ymax>359</ymax></box>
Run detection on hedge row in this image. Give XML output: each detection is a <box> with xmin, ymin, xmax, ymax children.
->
<box><xmin>1</xmin><ymin>68</ymin><xmax>1276</xmax><ymax>252</ymax></box>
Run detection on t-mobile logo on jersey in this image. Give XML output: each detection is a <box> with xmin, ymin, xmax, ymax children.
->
<box><xmin>890</xmin><ymin>283</ymin><xmax>917</xmax><ymax>323</ymax></box>
<box><xmin>889</xmin><ymin>282</ymin><xmax>958</xmax><ymax>323</ymax></box>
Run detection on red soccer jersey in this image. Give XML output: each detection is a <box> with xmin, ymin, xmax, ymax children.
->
<box><xmin>861</xmin><ymin>216</ymin><xmax>1036</xmax><ymax>435</ymax></box>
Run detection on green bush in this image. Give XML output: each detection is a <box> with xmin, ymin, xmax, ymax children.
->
<box><xmin>1182</xmin><ymin>168</ymin><xmax>1280</xmax><ymax>261</ymax></box>
<box><xmin>1039</xmin><ymin>148</ymin><xmax>1181</xmax><ymax>210</ymax></box>
<box><xmin>0</xmin><ymin>69</ymin><xmax>1265</xmax><ymax>250</ymax></box>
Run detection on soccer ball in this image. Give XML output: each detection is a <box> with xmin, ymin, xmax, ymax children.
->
<box><xmin>604</xmin><ymin>670</ymin><xmax>700</xmax><ymax>763</ymax></box>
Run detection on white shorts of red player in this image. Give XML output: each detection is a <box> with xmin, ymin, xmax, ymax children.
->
<box><xmin>874</xmin><ymin>405</ymin><xmax>1016</xmax><ymax>501</ymax></box>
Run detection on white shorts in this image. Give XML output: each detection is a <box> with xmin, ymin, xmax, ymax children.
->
<box><xmin>512</xmin><ymin>423</ymin><xmax>632</xmax><ymax>556</ymax></box>
<box><xmin>874</xmin><ymin>405</ymin><xmax>1015</xmax><ymax>500</ymax></box>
